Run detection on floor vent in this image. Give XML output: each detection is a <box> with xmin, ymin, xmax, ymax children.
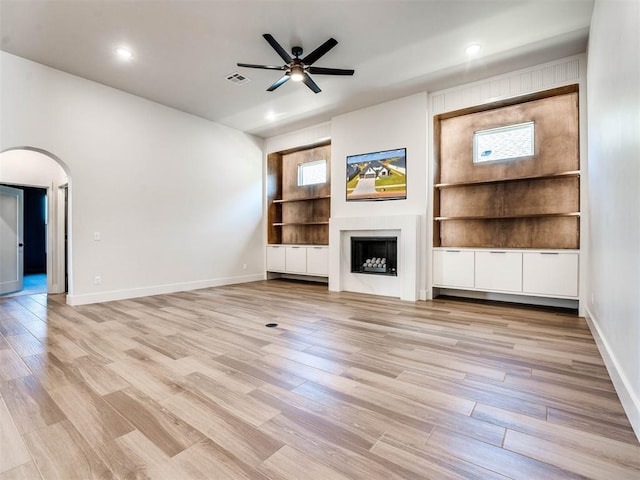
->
<box><xmin>225</xmin><ymin>72</ymin><xmax>250</xmax><ymax>86</ymax></box>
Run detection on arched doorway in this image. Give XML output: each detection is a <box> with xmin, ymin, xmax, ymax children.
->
<box><xmin>0</xmin><ymin>148</ymin><xmax>71</xmax><ymax>296</ymax></box>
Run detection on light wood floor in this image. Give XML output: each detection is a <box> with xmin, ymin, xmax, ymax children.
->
<box><xmin>1</xmin><ymin>280</ymin><xmax>638</xmax><ymax>479</ymax></box>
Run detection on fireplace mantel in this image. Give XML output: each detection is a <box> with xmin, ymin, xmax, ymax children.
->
<box><xmin>328</xmin><ymin>215</ymin><xmax>420</xmax><ymax>301</ymax></box>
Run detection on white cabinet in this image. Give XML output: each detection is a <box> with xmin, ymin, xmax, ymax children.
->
<box><xmin>306</xmin><ymin>246</ymin><xmax>329</xmax><ymax>275</ymax></box>
<box><xmin>267</xmin><ymin>245</ymin><xmax>328</xmax><ymax>277</ymax></box>
<box><xmin>433</xmin><ymin>249</ymin><xmax>475</xmax><ymax>288</ymax></box>
<box><xmin>433</xmin><ymin>248</ymin><xmax>579</xmax><ymax>299</ymax></box>
<box><xmin>523</xmin><ymin>252</ymin><xmax>578</xmax><ymax>297</ymax></box>
<box><xmin>475</xmin><ymin>251</ymin><xmax>522</xmax><ymax>293</ymax></box>
<box><xmin>285</xmin><ymin>246</ymin><xmax>307</xmax><ymax>273</ymax></box>
<box><xmin>266</xmin><ymin>245</ymin><xmax>286</xmax><ymax>272</ymax></box>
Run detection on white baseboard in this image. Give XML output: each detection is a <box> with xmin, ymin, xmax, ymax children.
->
<box><xmin>584</xmin><ymin>306</ymin><xmax>640</xmax><ymax>443</ymax></box>
<box><xmin>66</xmin><ymin>274</ymin><xmax>264</xmax><ymax>306</ymax></box>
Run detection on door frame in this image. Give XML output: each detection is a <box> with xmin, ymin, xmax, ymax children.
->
<box><xmin>0</xmin><ymin>148</ymin><xmax>71</xmax><ymax>295</ymax></box>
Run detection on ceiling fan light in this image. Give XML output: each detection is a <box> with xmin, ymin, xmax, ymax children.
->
<box><xmin>290</xmin><ymin>65</ymin><xmax>304</xmax><ymax>82</ymax></box>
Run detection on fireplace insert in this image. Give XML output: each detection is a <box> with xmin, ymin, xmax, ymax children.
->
<box><xmin>351</xmin><ymin>236</ymin><xmax>397</xmax><ymax>276</ymax></box>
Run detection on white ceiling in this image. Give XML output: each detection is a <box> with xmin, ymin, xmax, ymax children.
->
<box><xmin>0</xmin><ymin>0</ymin><xmax>594</xmax><ymax>138</ymax></box>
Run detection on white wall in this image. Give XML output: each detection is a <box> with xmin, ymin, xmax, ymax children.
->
<box><xmin>586</xmin><ymin>0</ymin><xmax>640</xmax><ymax>439</ymax></box>
<box><xmin>0</xmin><ymin>149</ymin><xmax>69</xmax><ymax>293</ymax></box>
<box><xmin>0</xmin><ymin>52</ymin><xmax>264</xmax><ymax>305</ymax></box>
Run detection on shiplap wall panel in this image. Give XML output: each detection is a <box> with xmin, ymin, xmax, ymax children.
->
<box><xmin>432</xmin><ymin>57</ymin><xmax>582</xmax><ymax>115</ymax></box>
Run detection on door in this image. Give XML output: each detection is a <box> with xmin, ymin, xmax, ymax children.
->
<box><xmin>0</xmin><ymin>185</ymin><xmax>24</xmax><ymax>294</ymax></box>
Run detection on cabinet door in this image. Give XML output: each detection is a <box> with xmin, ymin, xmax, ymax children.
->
<box><xmin>475</xmin><ymin>251</ymin><xmax>522</xmax><ymax>292</ymax></box>
<box><xmin>523</xmin><ymin>252</ymin><xmax>578</xmax><ymax>297</ymax></box>
<box><xmin>306</xmin><ymin>246</ymin><xmax>329</xmax><ymax>276</ymax></box>
<box><xmin>266</xmin><ymin>246</ymin><xmax>286</xmax><ymax>272</ymax></box>
<box><xmin>285</xmin><ymin>246</ymin><xmax>307</xmax><ymax>273</ymax></box>
<box><xmin>433</xmin><ymin>250</ymin><xmax>475</xmax><ymax>288</ymax></box>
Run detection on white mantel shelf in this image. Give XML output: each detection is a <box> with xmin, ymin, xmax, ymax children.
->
<box><xmin>328</xmin><ymin>215</ymin><xmax>420</xmax><ymax>301</ymax></box>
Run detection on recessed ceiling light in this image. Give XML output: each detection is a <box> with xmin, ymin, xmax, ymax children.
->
<box><xmin>465</xmin><ymin>44</ymin><xmax>481</xmax><ymax>56</ymax></box>
<box><xmin>115</xmin><ymin>46</ymin><xmax>133</xmax><ymax>60</ymax></box>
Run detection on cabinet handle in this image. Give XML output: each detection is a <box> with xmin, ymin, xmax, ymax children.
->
<box><xmin>445</xmin><ymin>250</ymin><xmax>461</xmax><ymax>253</ymax></box>
<box><xmin>540</xmin><ymin>252</ymin><xmax>559</xmax><ymax>255</ymax></box>
<box><xmin>313</xmin><ymin>247</ymin><xmax>323</xmax><ymax>249</ymax></box>
<box><xmin>489</xmin><ymin>251</ymin><xmax>506</xmax><ymax>254</ymax></box>
<box><xmin>291</xmin><ymin>246</ymin><xmax>300</xmax><ymax>249</ymax></box>
<box><xmin>271</xmin><ymin>246</ymin><xmax>280</xmax><ymax>248</ymax></box>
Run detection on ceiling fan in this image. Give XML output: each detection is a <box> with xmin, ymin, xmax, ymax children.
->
<box><xmin>237</xmin><ymin>34</ymin><xmax>355</xmax><ymax>93</ymax></box>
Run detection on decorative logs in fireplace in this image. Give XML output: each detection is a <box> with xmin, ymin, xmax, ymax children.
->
<box><xmin>351</xmin><ymin>236</ymin><xmax>397</xmax><ymax>276</ymax></box>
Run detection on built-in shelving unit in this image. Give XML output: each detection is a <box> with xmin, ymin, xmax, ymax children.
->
<box><xmin>433</xmin><ymin>85</ymin><xmax>581</xmax><ymax>250</ymax></box>
<box><xmin>267</xmin><ymin>142</ymin><xmax>331</xmax><ymax>246</ymax></box>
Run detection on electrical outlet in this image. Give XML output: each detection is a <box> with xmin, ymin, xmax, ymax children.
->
<box><xmin>94</xmin><ymin>276</ymin><xmax>101</xmax><ymax>285</ymax></box>
<box><xmin>242</xmin><ymin>263</ymin><xmax>248</xmax><ymax>270</ymax></box>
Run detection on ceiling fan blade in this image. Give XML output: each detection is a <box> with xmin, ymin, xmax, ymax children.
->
<box><xmin>263</xmin><ymin>34</ymin><xmax>292</xmax><ymax>63</ymax></box>
<box><xmin>302</xmin><ymin>73</ymin><xmax>321</xmax><ymax>94</ymax></box>
<box><xmin>307</xmin><ymin>66</ymin><xmax>355</xmax><ymax>76</ymax></box>
<box><xmin>267</xmin><ymin>75</ymin><xmax>291</xmax><ymax>92</ymax></box>
<box><xmin>237</xmin><ymin>63</ymin><xmax>287</xmax><ymax>70</ymax></box>
<box><xmin>302</xmin><ymin>38</ymin><xmax>338</xmax><ymax>65</ymax></box>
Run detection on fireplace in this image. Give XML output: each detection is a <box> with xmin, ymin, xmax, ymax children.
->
<box><xmin>351</xmin><ymin>236</ymin><xmax>397</xmax><ymax>276</ymax></box>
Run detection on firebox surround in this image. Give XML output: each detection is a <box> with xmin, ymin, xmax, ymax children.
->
<box><xmin>328</xmin><ymin>215</ymin><xmax>420</xmax><ymax>301</ymax></box>
<box><xmin>351</xmin><ymin>236</ymin><xmax>398</xmax><ymax>276</ymax></box>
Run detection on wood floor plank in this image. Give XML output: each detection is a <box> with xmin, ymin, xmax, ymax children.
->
<box><xmin>47</xmin><ymin>381</ymin><xmax>135</xmax><ymax>447</ymax></box>
<box><xmin>259</xmin><ymin>444</ymin><xmax>353</xmax><ymax>480</ymax></box>
<box><xmin>0</xmin><ymin>461</ymin><xmax>42</xmax><ymax>480</ymax></box>
<box><xmin>172</xmin><ymin>438</ymin><xmax>271</xmax><ymax>480</ymax></box>
<box><xmin>258</xmin><ymin>413</ymin><xmax>426</xmax><ymax>480</ymax></box>
<box><xmin>94</xmin><ymin>429</ymin><xmax>190</xmax><ymax>480</ymax></box>
<box><xmin>178</xmin><ymin>371</ymin><xmax>280</xmax><ymax>427</ymax></box>
<box><xmin>370</xmin><ymin>435</ymin><xmax>511</xmax><ymax>480</ymax></box>
<box><xmin>472</xmin><ymin>403</ymin><xmax>640</xmax><ymax>468</ymax></box>
<box><xmin>103</xmin><ymin>386</ymin><xmax>205</xmax><ymax>457</ymax></box>
<box><xmin>0</xmin><ymin>376</ymin><xmax>66</xmax><ymax>434</ymax></box>
<box><xmin>161</xmin><ymin>389</ymin><xmax>284</xmax><ymax>467</ymax></box>
<box><xmin>341</xmin><ymin>366</ymin><xmax>476</xmax><ymax>415</ymax></box>
<box><xmin>0</xmin><ymin>280</ymin><xmax>637</xmax><ymax>479</ymax></box>
<box><xmin>424</xmin><ymin>426</ymin><xmax>587</xmax><ymax>480</ymax></box>
<box><xmin>0</xmin><ymin>349</ymin><xmax>31</xmax><ymax>382</ymax></box>
<box><xmin>0</xmin><ymin>398</ymin><xmax>31</xmax><ymax>473</ymax></box>
<box><xmin>23</xmin><ymin>420</ymin><xmax>113</xmax><ymax>479</ymax></box>
<box><xmin>504</xmin><ymin>429</ymin><xmax>640</xmax><ymax>479</ymax></box>
<box><xmin>4</xmin><ymin>333</ymin><xmax>45</xmax><ymax>358</ymax></box>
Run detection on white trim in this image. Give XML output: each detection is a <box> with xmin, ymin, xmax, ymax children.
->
<box><xmin>584</xmin><ymin>306</ymin><xmax>640</xmax><ymax>443</ymax></box>
<box><xmin>66</xmin><ymin>274</ymin><xmax>264</xmax><ymax>306</ymax></box>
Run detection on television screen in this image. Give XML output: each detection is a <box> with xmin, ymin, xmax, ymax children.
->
<box><xmin>346</xmin><ymin>148</ymin><xmax>407</xmax><ymax>201</ymax></box>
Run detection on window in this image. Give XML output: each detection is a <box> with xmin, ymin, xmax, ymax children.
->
<box><xmin>298</xmin><ymin>159</ymin><xmax>327</xmax><ymax>186</ymax></box>
<box><xmin>473</xmin><ymin>121</ymin><xmax>534</xmax><ymax>163</ymax></box>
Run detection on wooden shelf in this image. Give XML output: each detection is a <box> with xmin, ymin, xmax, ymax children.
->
<box><xmin>435</xmin><ymin>170</ymin><xmax>580</xmax><ymax>189</ymax></box>
<box><xmin>435</xmin><ymin>212</ymin><xmax>580</xmax><ymax>221</ymax></box>
<box><xmin>273</xmin><ymin>222</ymin><xmax>330</xmax><ymax>226</ymax></box>
<box><xmin>272</xmin><ymin>195</ymin><xmax>331</xmax><ymax>204</ymax></box>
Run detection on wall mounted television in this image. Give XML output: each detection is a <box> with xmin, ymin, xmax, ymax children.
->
<box><xmin>346</xmin><ymin>147</ymin><xmax>407</xmax><ymax>201</ymax></box>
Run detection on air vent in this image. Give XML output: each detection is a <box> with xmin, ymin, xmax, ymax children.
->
<box><xmin>225</xmin><ymin>72</ymin><xmax>250</xmax><ymax>86</ymax></box>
